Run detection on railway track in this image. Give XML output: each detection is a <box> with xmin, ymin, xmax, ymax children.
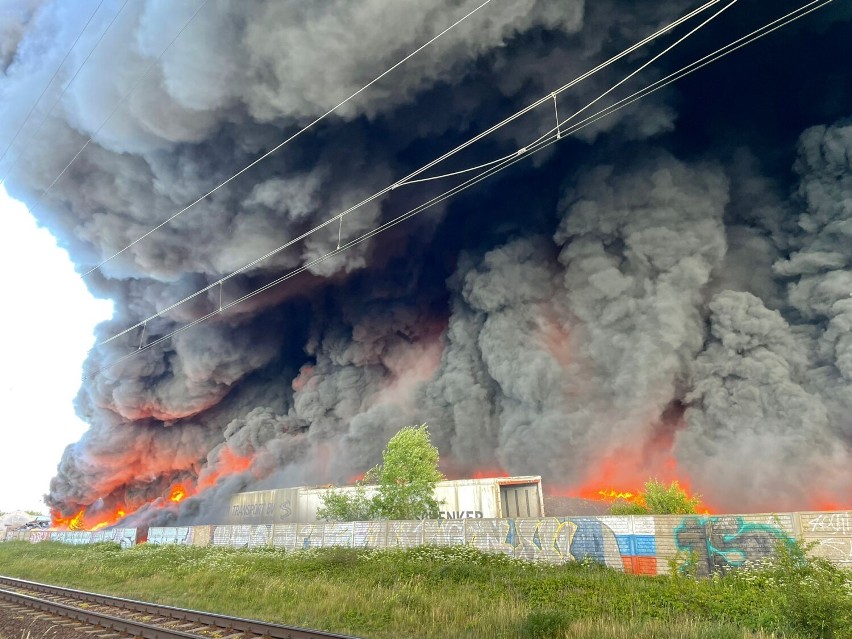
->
<box><xmin>0</xmin><ymin>575</ymin><xmax>359</xmax><ymax>639</ymax></box>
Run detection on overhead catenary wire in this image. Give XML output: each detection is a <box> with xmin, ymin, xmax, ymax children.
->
<box><xmin>83</xmin><ymin>0</ymin><xmax>729</xmax><ymax>278</ymax></box>
<box><xmin>389</xmin><ymin>0</ymin><xmax>838</xmax><ymax>221</ymax></box>
<box><xmin>557</xmin><ymin>0</ymin><xmax>739</xmax><ymax>127</ymax></box>
<box><xmin>404</xmin><ymin>0</ymin><xmax>737</xmax><ymax>187</ymax></box>
<box><xmin>0</xmin><ymin>0</ymin><xmax>108</xmax><ymax>170</ymax></box>
<box><xmin>85</xmin><ymin>0</ymin><xmax>832</xmax><ymax>378</ymax></box>
<box><xmin>410</xmin><ymin>0</ymin><xmax>832</xmax><ymax>188</ymax></box>
<box><xmin>21</xmin><ymin>0</ymin><xmax>210</xmax><ymax>218</ymax></box>
<box><xmin>558</xmin><ymin>0</ymin><xmax>834</xmax><ymax>142</ymax></box>
<box><xmin>417</xmin><ymin>0</ymin><xmax>739</xmax><ymax>187</ymax></box>
<box><xmin>95</xmin><ymin>0</ymin><xmax>730</xmax><ymax>349</ymax></box>
<box><xmin>81</xmin><ymin>0</ymin><xmax>497</xmax><ymax>278</ymax></box>
<box><xmin>0</xmin><ymin>0</ymin><xmax>132</xmax><ymax>187</ymax></box>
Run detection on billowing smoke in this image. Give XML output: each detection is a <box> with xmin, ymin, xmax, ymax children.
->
<box><xmin>2</xmin><ymin>0</ymin><xmax>851</xmax><ymax>522</ymax></box>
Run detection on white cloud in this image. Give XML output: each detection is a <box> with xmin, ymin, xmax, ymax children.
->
<box><xmin>0</xmin><ymin>185</ymin><xmax>112</xmax><ymax>513</ymax></box>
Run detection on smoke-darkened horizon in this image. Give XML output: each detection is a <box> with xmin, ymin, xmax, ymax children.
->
<box><xmin>2</xmin><ymin>0</ymin><xmax>851</xmax><ymax>527</ymax></box>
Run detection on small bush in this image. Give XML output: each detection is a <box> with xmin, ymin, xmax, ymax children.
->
<box><xmin>725</xmin><ymin>538</ymin><xmax>852</xmax><ymax>639</ymax></box>
<box><xmin>773</xmin><ymin>539</ymin><xmax>852</xmax><ymax>638</ymax></box>
<box><xmin>608</xmin><ymin>479</ymin><xmax>701</xmax><ymax>515</ymax></box>
<box><xmin>644</xmin><ymin>480</ymin><xmax>702</xmax><ymax>514</ymax></box>
<box><xmin>609</xmin><ymin>500</ymin><xmax>649</xmax><ymax>515</ymax></box>
<box><xmin>519</xmin><ymin>609</ymin><xmax>573</xmax><ymax>639</ymax></box>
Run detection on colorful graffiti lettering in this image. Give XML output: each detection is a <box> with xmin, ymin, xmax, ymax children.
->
<box><xmin>674</xmin><ymin>516</ymin><xmax>794</xmax><ymax>577</ymax></box>
<box><xmin>13</xmin><ymin>511</ymin><xmax>851</xmax><ymax>578</ymax></box>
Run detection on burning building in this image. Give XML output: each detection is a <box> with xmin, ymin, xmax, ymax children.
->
<box><xmin>0</xmin><ymin>0</ymin><xmax>851</xmax><ymax>529</ymax></box>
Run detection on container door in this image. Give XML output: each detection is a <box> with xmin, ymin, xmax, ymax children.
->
<box><xmin>499</xmin><ymin>483</ymin><xmax>541</xmax><ymax>518</ymax></box>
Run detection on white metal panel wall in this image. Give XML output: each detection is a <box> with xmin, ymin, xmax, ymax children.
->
<box><xmin>435</xmin><ymin>481</ymin><xmax>499</xmax><ymax>519</ymax></box>
<box><xmin>226</xmin><ymin>476</ymin><xmax>541</xmax><ymax>524</ymax></box>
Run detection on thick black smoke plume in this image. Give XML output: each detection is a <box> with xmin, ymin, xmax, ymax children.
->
<box><xmin>2</xmin><ymin>0</ymin><xmax>851</xmax><ymax>521</ymax></box>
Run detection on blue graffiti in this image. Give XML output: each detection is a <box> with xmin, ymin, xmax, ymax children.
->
<box><xmin>674</xmin><ymin>516</ymin><xmax>794</xmax><ymax>575</ymax></box>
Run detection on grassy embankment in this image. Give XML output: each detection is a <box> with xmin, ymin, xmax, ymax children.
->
<box><xmin>0</xmin><ymin>541</ymin><xmax>849</xmax><ymax>639</ymax></box>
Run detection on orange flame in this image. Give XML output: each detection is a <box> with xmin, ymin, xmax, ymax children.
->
<box><xmin>168</xmin><ymin>484</ymin><xmax>187</xmax><ymax>503</ymax></box>
<box><xmin>52</xmin><ymin>506</ymin><xmax>128</xmax><ymax>532</ymax></box>
<box><xmin>51</xmin><ymin>509</ymin><xmax>86</xmax><ymax>531</ymax></box>
<box><xmin>50</xmin><ymin>447</ymin><xmax>257</xmax><ymax>532</ymax></box>
<box><xmin>593</xmin><ymin>478</ymin><xmax>710</xmax><ymax>513</ymax></box>
<box><xmin>198</xmin><ymin>447</ymin><xmax>254</xmax><ymax>489</ymax></box>
<box><xmin>546</xmin><ymin>443</ymin><xmax>715</xmax><ymax>513</ymax></box>
<box><xmin>597</xmin><ymin>488</ymin><xmax>638</xmax><ymax>501</ymax></box>
<box><xmin>471</xmin><ymin>468</ymin><xmax>510</xmax><ymax>479</ymax></box>
<box><xmin>90</xmin><ymin>508</ymin><xmax>126</xmax><ymax>531</ymax></box>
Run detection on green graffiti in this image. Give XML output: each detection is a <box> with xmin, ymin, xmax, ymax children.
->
<box><xmin>674</xmin><ymin>516</ymin><xmax>794</xmax><ymax>575</ymax></box>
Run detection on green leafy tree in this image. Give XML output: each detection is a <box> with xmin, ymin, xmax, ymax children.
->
<box><xmin>610</xmin><ymin>479</ymin><xmax>701</xmax><ymax>515</ymax></box>
<box><xmin>372</xmin><ymin>425</ymin><xmax>445</xmax><ymax>520</ymax></box>
<box><xmin>317</xmin><ymin>425</ymin><xmax>445</xmax><ymax>521</ymax></box>
<box><xmin>24</xmin><ymin>510</ymin><xmax>44</xmax><ymax>517</ymax></box>
<box><xmin>316</xmin><ymin>482</ymin><xmax>376</xmax><ymax>522</ymax></box>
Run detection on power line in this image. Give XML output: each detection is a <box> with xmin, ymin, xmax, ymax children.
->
<box><xmin>559</xmin><ymin>0</ymin><xmax>834</xmax><ymax>142</ymax></box>
<box><xmin>558</xmin><ymin>0</ymin><xmax>739</xmax><ymax>129</ymax></box>
<box><xmin>408</xmin><ymin>0</ymin><xmax>741</xmax><ymax>185</ymax></box>
<box><xmin>0</xmin><ymin>0</ymin><xmax>132</xmax><ymax>187</ymax></box>
<box><xmin>0</xmin><ymin>0</ymin><xmax>108</xmax><ymax>170</ymax></box>
<box><xmin>81</xmin><ymin>0</ymin><xmax>497</xmax><ymax>278</ymax></box>
<box><xmin>95</xmin><ymin>0</ymin><xmax>730</xmax><ymax>350</ymax></box>
<box><xmin>87</xmin><ymin>0</ymin><xmax>832</xmax><ymax>377</ymax></box>
<box><xmin>19</xmin><ymin>0</ymin><xmax>210</xmax><ymax>224</ymax></box>
<box><xmin>88</xmin><ymin>0</ymin><xmax>832</xmax><ymax>378</ymax></box>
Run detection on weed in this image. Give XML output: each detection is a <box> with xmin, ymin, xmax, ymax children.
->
<box><xmin>519</xmin><ymin>609</ymin><xmax>572</xmax><ymax>639</ymax></box>
<box><xmin>0</xmin><ymin>539</ymin><xmax>849</xmax><ymax>638</ymax></box>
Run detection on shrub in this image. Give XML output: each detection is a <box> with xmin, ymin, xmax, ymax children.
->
<box><xmin>609</xmin><ymin>479</ymin><xmax>701</xmax><ymax>515</ymax></box>
<box><xmin>643</xmin><ymin>480</ymin><xmax>701</xmax><ymax>514</ymax></box>
<box><xmin>772</xmin><ymin>539</ymin><xmax>852</xmax><ymax>638</ymax></box>
<box><xmin>520</xmin><ymin>609</ymin><xmax>573</xmax><ymax>639</ymax></box>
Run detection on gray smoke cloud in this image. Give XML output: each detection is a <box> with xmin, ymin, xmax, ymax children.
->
<box><xmin>678</xmin><ymin>290</ymin><xmax>844</xmax><ymax>511</ymax></box>
<box><xmin>421</xmin><ymin>153</ymin><xmax>730</xmax><ymax>485</ymax></box>
<box><xmin>1</xmin><ymin>0</ymin><xmax>850</xmax><ymax>523</ymax></box>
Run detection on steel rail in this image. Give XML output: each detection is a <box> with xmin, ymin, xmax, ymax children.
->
<box><xmin>0</xmin><ymin>587</ymin><xmax>203</xmax><ymax>638</ymax></box>
<box><xmin>0</xmin><ymin>575</ymin><xmax>359</xmax><ymax>639</ymax></box>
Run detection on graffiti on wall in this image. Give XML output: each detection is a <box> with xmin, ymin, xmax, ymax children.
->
<box><xmin>12</xmin><ymin>511</ymin><xmax>852</xmax><ymax>577</ymax></box>
<box><xmin>213</xmin><ymin>524</ymin><xmax>274</xmax><ymax>548</ymax></box>
<box><xmin>354</xmin><ymin>521</ymin><xmax>387</xmax><ymax>547</ymax></box>
<box><xmin>806</xmin><ymin>513</ymin><xmax>851</xmax><ymax>536</ymax></box>
<box><xmin>148</xmin><ymin>527</ymin><xmax>192</xmax><ymax>546</ymax></box>
<box><xmin>22</xmin><ymin>528</ymin><xmax>138</xmax><ymax>548</ymax></box>
<box><xmin>802</xmin><ymin>511</ymin><xmax>852</xmax><ymax>567</ymax></box>
<box><xmin>462</xmin><ymin>517</ymin><xmax>657</xmax><ymax>574</ymax></box>
<box><xmin>674</xmin><ymin>516</ymin><xmax>794</xmax><ymax>576</ymax></box>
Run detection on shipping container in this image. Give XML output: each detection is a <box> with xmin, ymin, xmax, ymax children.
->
<box><xmin>225</xmin><ymin>476</ymin><xmax>544</xmax><ymax>525</ymax></box>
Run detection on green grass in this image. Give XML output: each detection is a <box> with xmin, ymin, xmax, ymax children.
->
<box><xmin>0</xmin><ymin>541</ymin><xmax>849</xmax><ymax>638</ymax></box>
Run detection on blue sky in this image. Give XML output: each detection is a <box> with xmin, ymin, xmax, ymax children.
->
<box><xmin>0</xmin><ymin>185</ymin><xmax>112</xmax><ymax>513</ymax></box>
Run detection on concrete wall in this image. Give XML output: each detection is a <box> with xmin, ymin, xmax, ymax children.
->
<box><xmin>148</xmin><ymin>510</ymin><xmax>852</xmax><ymax>575</ymax></box>
<box><xmin>5</xmin><ymin>511</ymin><xmax>851</xmax><ymax>576</ymax></box>
<box><xmin>3</xmin><ymin>527</ymin><xmax>139</xmax><ymax>548</ymax></box>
